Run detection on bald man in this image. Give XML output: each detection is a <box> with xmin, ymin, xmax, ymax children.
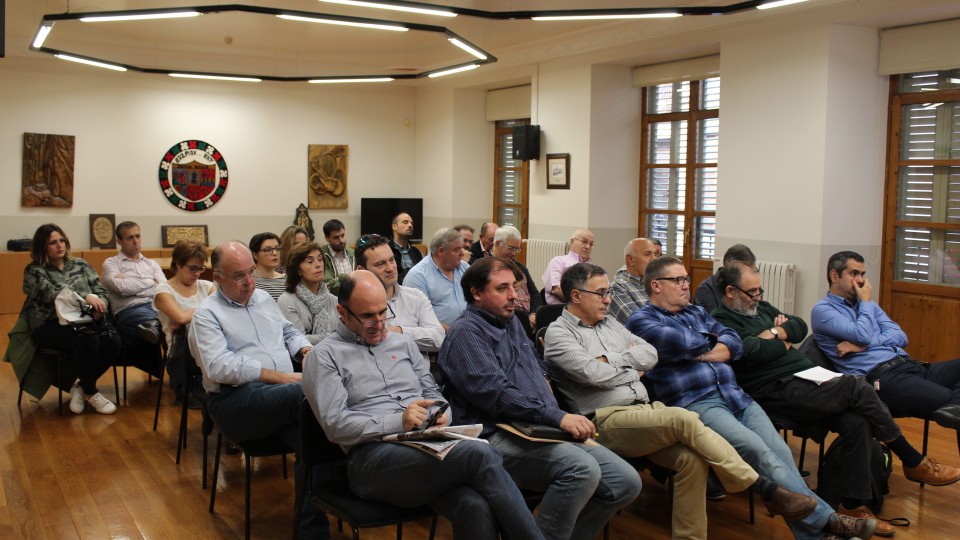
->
<box><xmin>608</xmin><ymin>238</ymin><xmax>658</xmax><ymax>324</ymax></box>
<box><xmin>542</xmin><ymin>229</ymin><xmax>595</xmax><ymax>305</ymax></box>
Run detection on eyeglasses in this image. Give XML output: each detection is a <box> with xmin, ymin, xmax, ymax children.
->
<box><xmin>573</xmin><ymin>238</ymin><xmax>597</xmax><ymax>247</ymax></box>
<box><xmin>344</xmin><ymin>304</ymin><xmax>396</xmax><ymax>328</ymax></box>
<box><xmin>655</xmin><ymin>275</ymin><xmax>692</xmax><ymax>286</ymax></box>
<box><xmin>216</xmin><ymin>268</ymin><xmax>256</xmax><ymax>286</ymax></box>
<box><xmin>260</xmin><ymin>247</ymin><xmax>282</xmax><ymax>255</ymax></box>
<box><xmin>733</xmin><ymin>284</ymin><xmax>764</xmax><ymax>300</ymax></box>
<box><xmin>356</xmin><ymin>234</ymin><xmax>385</xmax><ymax>250</ymax></box>
<box><xmin>576</xmin><ymin>288</ymin><xmax>613</xmax><ymax>300</ymax></box>
<box><xmin>500</xmin><ymin>243</ymin><xmax>522</xmax><ymax>254</ymax></box>
<box><xmin>185</xmin><ymin>264</ymin><xmax>207</xmax><ymax>273</ymax></box>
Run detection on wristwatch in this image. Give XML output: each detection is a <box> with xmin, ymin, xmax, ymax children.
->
<box><xmin>770</xmin><ymin>327</ymin><xmax>780</xmax><ymax>339</ymax></box>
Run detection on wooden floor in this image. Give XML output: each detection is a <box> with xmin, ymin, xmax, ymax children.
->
<box><xmin>2</xmin><ymin>313</ymin><xmax>959</xmax><ymax>539</ymax></box>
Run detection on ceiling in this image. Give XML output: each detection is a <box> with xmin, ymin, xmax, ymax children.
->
<box><xmin>6</xmin><ymin>0</ymin><xmax>960</xmax><ymax>83</ymax></box>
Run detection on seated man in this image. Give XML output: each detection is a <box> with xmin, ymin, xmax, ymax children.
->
<box><xmin>101</xmin><ymin>220</ymin><xmax>166</xmax><ymax>341</ymax></box>
<box><xmin>608</xmin><ymin>237</ymin><xmax>659</xmax><ymax>324</ymax></box>
<box><xmin>304</xmin><ymin>271</ymin><xmax>543</xmax><ymax>540</ymax></box>
<box><xmin>439</xmin><ymin>257</ymin><xmax>642</xmax><ymax>540</ymax></box>
<box><xmin>404</xmin><ymin>228</ymin><xmax>470</xmax><ymax>329</ymax></box>
<box><xmin>188</xmin><ymin>240</ymin><xmax>327</xmax><ymax>538</ymax></box>
<box><xmin>812</xmin><ymin>251</ymin><xmax>960</xmax><ymax>430</ymax></box>
<box><xmin>628</xmin><ymin>256</ymin><xmax>877</xmax><ymax>540</ymax></box>
<box><xmin>320</xmin><ymin>218</ymin><xmax>355</xmax><ymax>295</ymax></box>
<box><xmin>713</xmin><ymin>261</ymin><xmax>959</xmax><ymax>535</ymax></box>
<box><xmin>693</xmin><ymin>243</ymin><xmax>755</xmax><ymax>314</ymax></box>
<box><xmin>489</xmin><ymin>225</ymin><xmax>542</xmax><ymax>333</ymax></box>
<box><xmin>543</xmin><ymin>229</ymin><xmax>595</xmax><ymax>305</ymax></box>
<box><xmin>545</xmin><ymin>263</ymin><xmax>817</xmax><ymax>540</ymax></box>
<box><xmin>468</xmin><ymin>222</ymin><xmax>498</xmax><ymax>264</ymax></box>
<box><xmin>389</xmin><ymin>212</ymin><xmax>423</xmax><ymax>284</ymax></box>
<box><xmin>453</xmin><ymin>224</ymin><xmax>475</xmax><ymax>263</ymax></box>
<box><xmin>354</xmin><ymin>234</ymin><xmax>444</xmax><ymax>360</ymax></box>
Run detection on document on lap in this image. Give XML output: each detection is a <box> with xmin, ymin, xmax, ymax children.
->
<box><xmin>793</xmin><ymin>366</ymin><xmax>843</xmax><ymax>385</ymax></box>
<box><xmin>382</xmin><ymin>424</ymin><xmax>486</xmax><ymax>460</ymax></box>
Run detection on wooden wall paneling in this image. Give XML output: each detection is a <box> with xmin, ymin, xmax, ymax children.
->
<box><xmin>889</xmin><ymin>290</ymin><xmax>960</xmax><ymax>362</ymax></box>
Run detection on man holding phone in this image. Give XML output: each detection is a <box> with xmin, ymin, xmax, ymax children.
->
<box><xmin>304</xmin><ymin>270</ymin><xmax>543</xmax><ymax>540</ymax></box>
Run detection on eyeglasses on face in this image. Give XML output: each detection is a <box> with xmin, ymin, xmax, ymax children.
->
<box><xmin>576</xmin><ymin>288</ymin><xmax>613</xmax><ymax>300</ymax></box>
<box><xmin>573</xmin><ymin>238</ymin><xmax>597</xmax><ymax>247</ymax></box>
<box><xmin>185</xmin><ymin>264</ymin><xmax>207</xmax><ymax>273</ymax></box>
<box><xmin>654</xmin><ymin>275</ymin><xmax>692</xmax><ymax>286</ymax></box>
<box><xmin>260</xmin><ymin>246</ymin><xmax>282</xmax><ymax>255</ymax></box>
<box><xmin>733</xmin><ymin>284</ymin><xmax>764</xmax><ymax>300</ymax></box>
<box><xmin>344</xmin><ymin>304</ymin><xmax>396</xmax><ymax>328</ymax></box>
<box><xmin>217</xmin><ymin>267</ymin><xmax>256</xmax><ymax>286</ymax></box>
<box><xmin>500</xmin><ymin>243</ymin><xmax>522</xmax><ymax>254</ymax></box>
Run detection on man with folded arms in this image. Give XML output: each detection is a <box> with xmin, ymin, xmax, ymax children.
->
<box><xmin>189</xmin><ymin>241</ymin><xmax>327</xmax><ymax>538</ymax></box>
<box><xmin>304</xmin><ymin>271</ymin><xmax>544</xmax><ymax>540</ymax></box>
<box><xmin>439</xmin><ymin>257</ymin><xmax>641</xmax><ymax>540</ymax></box>
<box><xmin>713</xmin><ymin>261</ymin><xmax>959</xmax><ymax>537</ymax></box>
<box><xmin>545</xmin><ymin>262</ymin><xmax>818</xmax><ymax>540</ymax></box>
<box><xmin>629</xmin><ymin>256</ymin><xmax>877</xmax><ymax>540</ymax></box>
<box><xmin>608</xmin><ymin>237</ymin><xmax>659</xmax><ymax>324</ymax></box>
<box><xmin>101</xmin><ymin>220</ymin><xmax>166</xmax><ymax>341</ymax></box>
<box><xmin>812</xmin><ymin>252</ymin><xmax>960</xmax><ymax>437</ymax></box>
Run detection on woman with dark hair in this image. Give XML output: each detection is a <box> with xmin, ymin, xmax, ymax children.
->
<box><xmin>277</xmin><ymin>241</ymin><xmax>337</xmax><ymax>344</ymax></box>
<box><xmin>152</xmin><ymin>240</ymin><xmax>216</xmax><ymax>404</ymax></box>
<box><xmin>278</xmin><ymin>225</ymin><xmax>309</xmax><ymax>272</ymax></box>
<box><xmin>249</xmin><ymin>232</ymin><xmax>285</xmax><ymax>300</ymax></box>
<box><xmin>20</xmin><ymin>223</ymin><xmax>120</xmax><ymax>414</ymax></box>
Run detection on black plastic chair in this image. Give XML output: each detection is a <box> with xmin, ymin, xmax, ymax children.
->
<box><xmin>115</xmin><ymin>336</ymin><xmax>165</xmax><ymax>405</ymax></box>
<box><xmin>534</xmin><ymin>304</ymin><xmax>565</xmax><ymax>333</ymax></box>
<box><xmin>171</xmin><ymin>330</ymin><xmax>215</xmax><ymax>489</ymax></box>
<box><xmin>294</xmin><ymin>398</ymin><xmax>437</xmax><ymax>540</ymax></box>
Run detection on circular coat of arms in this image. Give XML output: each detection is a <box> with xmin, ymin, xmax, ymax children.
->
<box><xmin>158</xmin><ymin>140</ymin><xmax>228</xmax><ymax>211</ymax></box>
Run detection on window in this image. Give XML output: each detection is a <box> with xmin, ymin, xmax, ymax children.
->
<box><xmin>493</xmin><ymin>119</ymin><xmax>530</xmax><ymax>262</ymax></box>
<box><xmin>886</xmin><ymin>70</ymin><xmax>960</xmax><ymax>288</ymax></box>
<box><xmin>639</xmin><ymin>77</ymin><xmax>719</xmax><ymax>277</ymax></box>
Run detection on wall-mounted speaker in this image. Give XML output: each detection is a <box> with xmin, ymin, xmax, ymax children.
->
<box><xmin>512</xmin><ymin>125</ymin><xmax>540</xmax><ymax>161</ymax></box>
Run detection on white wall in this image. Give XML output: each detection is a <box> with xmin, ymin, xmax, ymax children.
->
<box><xmin>1</xmin><ymin>56</ymin><xmax>416</xmax><ymax>248</ymax></box>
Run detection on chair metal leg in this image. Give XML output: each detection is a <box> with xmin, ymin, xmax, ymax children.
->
<box><xmin>123</xmin><ymin>365</ymin><xmax>128</xmax><ymax>402</ymax></box>
<box><xmin>56</xmin><ymin>355</ymin><xmax>63</xmax><ymax>416</ymax></box>
<box><xmin>428</xmin><ymin>514</ymin><xmax>438</xmax><ymax>540</ymax></box>
<box><xmin>748</xmin><ymin>489</ymin><xmax>755</xmax><ymax>524</ymax></box>
<box><xmin>245</xmin><ymin>454</ymin><xmax>252</xmax><ymax>540</ymax></box>
<box><xmin>352</xmin><ymin>526</ymin><xmax>360</xmax><ymax>540</ymax></box>
<box><xmin>113</xmin><ymin>366</ymin><xmax>121</xmax><ymax>405</ymax></box>
<box><xmin>396</xmin><ymin>522</ymin><xmax>402</xmax><ymax>540</ymax></box>
<box><xmin>175</xmin><ymin>383</ymin><xmax>190</xmax><ymax>464</ymax></box>
<box><xmin>920</xmin><ymin>419</ymin><xmax>931</xmax><ymax>489</ymax></box>
<box><xmin>603</xmin><ymin>522</ymin><xmax>610</xmax><ymax>540</ymax></box>
<box><xmin>292</xmin><ymin>464</ymin><xmax>309</xmax><ymax>540</ymax></box>
<box><xmin>210</xmin><ymin>432</ymin><xmax>223</xmax><ymax>513</ymax></box>
<box><xmin>202</xmin><ymin>428</ymin><xmax>210</xmax><ymax>489</ymax></box>
<box><xmin>152</xmin><ymin>349</ymin><xmax>167</xmax><ymax>431</ymax></box>
<box><xmin>282</xmin><ymin>453</ymin><xmax>288</xmax><ymax>479</ymax></box>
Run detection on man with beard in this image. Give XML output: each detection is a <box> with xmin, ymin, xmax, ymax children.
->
<box><xmin>390</xmin><ymin>212</ymin><xmax>423</xmax><ymax>284</ymax></box>
<box><xmin>320</xmin><ymin>219</ymin><xmax>355</xmax><ymax>295</ymax></box>
<box><xmin>712</xmin><ymin>261</ymin><xmax>959</xmax><ymax>536</ymax></box>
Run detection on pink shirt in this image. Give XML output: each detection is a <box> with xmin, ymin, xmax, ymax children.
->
<box><xmin>542</xmin><ymin>251</ymin><xmax>590</xmax><ymax>304</ymax></box>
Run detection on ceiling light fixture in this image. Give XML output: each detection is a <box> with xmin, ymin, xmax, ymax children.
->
<box><xmin>319</xmin><ymin>0</ymin><xmax>456</xmax><ymax>18</ymax></box>
<box><xmin>79</xmin><ymin>11</ymin><xmax>201</xmax><ymax>22</ymax></box>
<box><xmin>533</xmin><ymin>12</ymin><xmax>682</xmax><ymax>21</ymax></box>
<box><xmin>756</xmin><ymin>0</ymin><xmax>809</xmax><ymax>10</ymax></box>
<box><xmin>448</xmin><ymin>38</ymin><xmax>488</xmax><ymax>60</ymax></box>
<box><xmin>309</xmin><ymin>77</ymin><xmax>395</xmax><ymax>83</ymax></box>
<box><xmin>55</xmin><ymin>53</ymin><xmax>127</xmax><ymax>71</ymax></box>
<box><xmin>277</xmin><ymin>13</ymin><xmax>408</xmax><ymax>31</ymax></box>
<box><xmin>32</xmin><ymin>23</ymin><xmax>54</xmax><ymax>48</ymax></box>
<box><xmin>170</xmin><ymin>73</ymin><xmax>262</xmax><ymax>82</ymax></box>
<box><xmin>428</xmin><ymin>64</ymin><xmax>479</xmax><ymax>78</ymax></box>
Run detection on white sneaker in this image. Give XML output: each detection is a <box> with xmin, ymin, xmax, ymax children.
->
<box><xmin>85</xmin><ymin>393</ymin><xmax>117</xmax><ymax>415</ymax></box>
<box><xmin>69</xmin><ymin>382</ymin><xmax>85</xmax><ymax>414</ymax></box>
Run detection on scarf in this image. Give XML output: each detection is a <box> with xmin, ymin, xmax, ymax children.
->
<box><xmin>295</xmin><ymin>282</ymin><xmax>337</xmax><ymax>336</ymax></box>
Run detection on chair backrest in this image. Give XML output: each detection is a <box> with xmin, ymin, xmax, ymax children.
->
<box><xmin>799</xmin><ymin>335</ymin><xmax>837</xmax><ymax>370</ymax></box>
<box><xmin>298</xmin><ymin>398</ymin><xmax>348</xmax><ymax>468</ymax></box>
<box><xmin>535</xmin><ymin>304</ymin><xmax>565</xmax><ymax>332</ymax></box>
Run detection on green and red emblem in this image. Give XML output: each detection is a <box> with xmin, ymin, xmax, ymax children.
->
<box><xmin>158</xmin><ymin>140</ymin><xmax>228</xmax><ymax>211</ymax></box>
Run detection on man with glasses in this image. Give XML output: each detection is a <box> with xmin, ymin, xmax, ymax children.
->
<box><xmin>693</xmin><ymin>244</ymin><xmax>756</xmax><ymax>314</ymax></box>
<box><xmin>439</xmin><ymin>257</ymin><xmax>641</xmax><ymax>540</ymax></box>
<box><xmin>320</xmin><ymin>218</ymin><xmax>355</xmax><ymax>295</ymax></box>
<box><xmin>608</xmin><ymin>238</ymin><xmax>659</xmax><ymax>325</ymax></box>
<box><xmin>188</xmin><ymin>241</ymin><xmax>327</xmax><ymax>537</ymax></box>
<box><xmin>404</xmin><ymin>228</ymin><xmax>470</xmax><ymax>328</ymax></box>
<box><xmin>490</xmin><ymin>225</ymin><xmax>542</xmax><ymax>333</ymax></box>
<box><xmin>390</xmin><ymin>212</ymin><xmax>423</xmax><ymax>284</ymax></box>
<box><xmin>354</xmin><ymin>234</ymin><xmax>444</xmax><ymax>359</ymax></box>
<box><xmin>713</xmin><ymin>262</ymin><xmax>958</xmax><ymax>534</ymax></box>
<box><xmin>543</xmin><ymin>229</ymin><xmax>596</xmax><ymax>305</ymax></box>
<box><xmin>468</xmin><ymin>222</ymin><xmax>498</xmax><ymax>264</ymax></box>
<box><xmin>628</xmin><ymin>256</ymin><xmax>878</xmax><ymax>540</ymax></box>
<box><xmin>545</xmin><ymin>263</ymin><xmax>818</xmax><ymax>540</ymax></box>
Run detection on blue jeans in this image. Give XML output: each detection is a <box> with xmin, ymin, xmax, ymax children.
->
<box><xmin>687</xmin><ymin>393</ymin><xmax>833</xmax><ymax>540</ymax></box>
<box><xmin>488</xmin><ymin>431</ymin><xmax>641</xmax><ymax>540</ymax></box>
<box><xmin>114</xmin><ymin>302</ymin><xmax>160</xmax><ymax>341</ymax></box>
<box><xmin>349</xmin><ymin>441</ymin><xmax>544</xmax><ymax>540</ymax></box>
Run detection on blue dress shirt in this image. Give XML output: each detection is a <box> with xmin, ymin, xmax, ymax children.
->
<box><xmin>403</xmin><ymin>255</ymin><xmax>469</xmax><ymax>325</ymax></box>
<box><xmin>811</xmin><ymin>293</ymin><xmax>908</xmax><ymax>376</ymax></box>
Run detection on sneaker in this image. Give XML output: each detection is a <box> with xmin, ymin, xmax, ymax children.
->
<box><xmin>85</xmin><ymin>392</ymin><xmax>117</xmax><ymax>415</ymax></box>
<box><xmin>69</xmin><ymin>382</ymin><xmax>85</xmax><ymax>414</ymax></box>
<box><xmin>827</xmin><ymin>512</ymin><xmax>876</xmax><ymax>540</ymax></box>
<box><xmin>903</xmin><ymin>457</ymin><xmax>960</xmax><ymax>486</ymax></box>
<box><xmin>760</xmin><ymin>486</ymin><xmax>818</xmax><ymax>521</ymax></box>
<box><xmin>839</xmin><ymin>505</ymin><xmax>895</xmax><ymax>537</ymax></box>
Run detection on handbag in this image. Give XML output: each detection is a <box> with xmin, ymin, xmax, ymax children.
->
<box><xmin>54</xmin><ymin>287</ymin><xmax>94</xmax><ymax>325</ymax></box>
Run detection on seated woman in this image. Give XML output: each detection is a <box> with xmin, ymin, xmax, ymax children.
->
<box><xmin>152</xmin><ymin>240</ymin><xmax>215</xmax><ymax>406</ymax></box>
<box><xmin>22</xmin><ymin>223</ymin><xmax>121</xmax><ymax>414</ymax></box>
<box><xmin>277</xmin><ymin>241</ymin><xmax>337</xmax><ymax>345</ymax></box>
<box><xmin>250</xmin><ymin>232</ymin><xmax>285</xmax><ymax>300</ymax></box>
<box><xmin>278</xmin><ymin>225</ymin><xmax>309</xmax><ymax>272</ymax></box>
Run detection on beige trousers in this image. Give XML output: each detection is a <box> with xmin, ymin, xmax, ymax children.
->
<box><xmin>594</xmin><ymin>402</ymin><xmax>759</xmax><ymax>540</ymax></box>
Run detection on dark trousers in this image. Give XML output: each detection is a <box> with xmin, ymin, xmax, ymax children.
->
<box><xmin>752</xmin><ymin>374</ymin><xmax>901</xmax><ymax>501</ymax></box>
<box><xmin>113</xmin><ymin>302</ymin><xmax>160</xmax><ymax>342</ymax></box>
<box><xmin>871</xmin><ymin>357</ymin><xmax>960</xmax><ymax>418</ymax></box>
<box><xmin>34</xmin><ymin>320</ymin><xmax>119</xmax><ymax>395</ymax></box>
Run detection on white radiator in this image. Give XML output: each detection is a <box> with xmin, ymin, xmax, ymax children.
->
<box><xmin>712</xmin><ymin>259</ymin><xmax>797</xmax><ymax>315</ymax></box>
<box><xmin>524</xmin><ymin>239</ymin><xmax>568</xmax><ymax>286</ymax></box>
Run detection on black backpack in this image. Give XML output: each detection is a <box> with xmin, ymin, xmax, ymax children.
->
<box><xmin>816</xmin><ymin>437</ymin><xmax>892</xmax><ymax>513</ymax></box>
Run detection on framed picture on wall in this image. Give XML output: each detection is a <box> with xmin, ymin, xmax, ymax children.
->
<box><xmin>546</xmin><ymin>153</ymin><xmax>570</xmax><ymax>189</ymax></box>
<box><xmin>161</xmin><ymin>225</ymin><xmax>209</xmax><ymax>247</ymax></box>
<box><xmin>89</xmin><ymin>214</ymin><xmax>116</xmax><ymax>249</ymax></box>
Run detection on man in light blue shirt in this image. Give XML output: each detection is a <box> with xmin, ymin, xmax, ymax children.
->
<box><xmin>189</xmin><ymin>241</ymin><xmax>327</xmax><ymax>538</ymax></box>
<box><xmin>404</xmin><ymin>227</ymin><xmax>470</xmax><ymax>328</ymax></box>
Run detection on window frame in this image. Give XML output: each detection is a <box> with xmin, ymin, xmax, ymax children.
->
<box><xmin>493</xmin><ymin>119</ymin><xmax>531</xmax><ymax>265</ymax></box>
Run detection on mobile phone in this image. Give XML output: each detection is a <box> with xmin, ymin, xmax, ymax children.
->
<box><xmin>418</xmin><ymin>402</ymin><xmax>449</xmax><ymax>431</ymax></box>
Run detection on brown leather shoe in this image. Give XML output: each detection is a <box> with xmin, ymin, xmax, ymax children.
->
<box><xmin>761</xmin><ymin>486</ymin><xmax>818</xmax><ymax>521</ymax></box>
<box><xmin>903</xmin><ymin>457</ymin><xmax>960</xmax><ymax>486</ymax></box>
<box><xmin>839</xmin><ymin>505</ymin><xmax>895</xmax><ymax>537</ymax></box>
<box><xmin>827</xmin><ymin>512</ymin><xmax>877</xmax><ymax>539</ymax></box>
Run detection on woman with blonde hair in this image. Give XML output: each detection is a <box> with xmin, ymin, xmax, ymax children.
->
<box><xmin>278</xmin><ymin>225</ymin><xmax>309</xmax><ymax>271</ymax></box>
